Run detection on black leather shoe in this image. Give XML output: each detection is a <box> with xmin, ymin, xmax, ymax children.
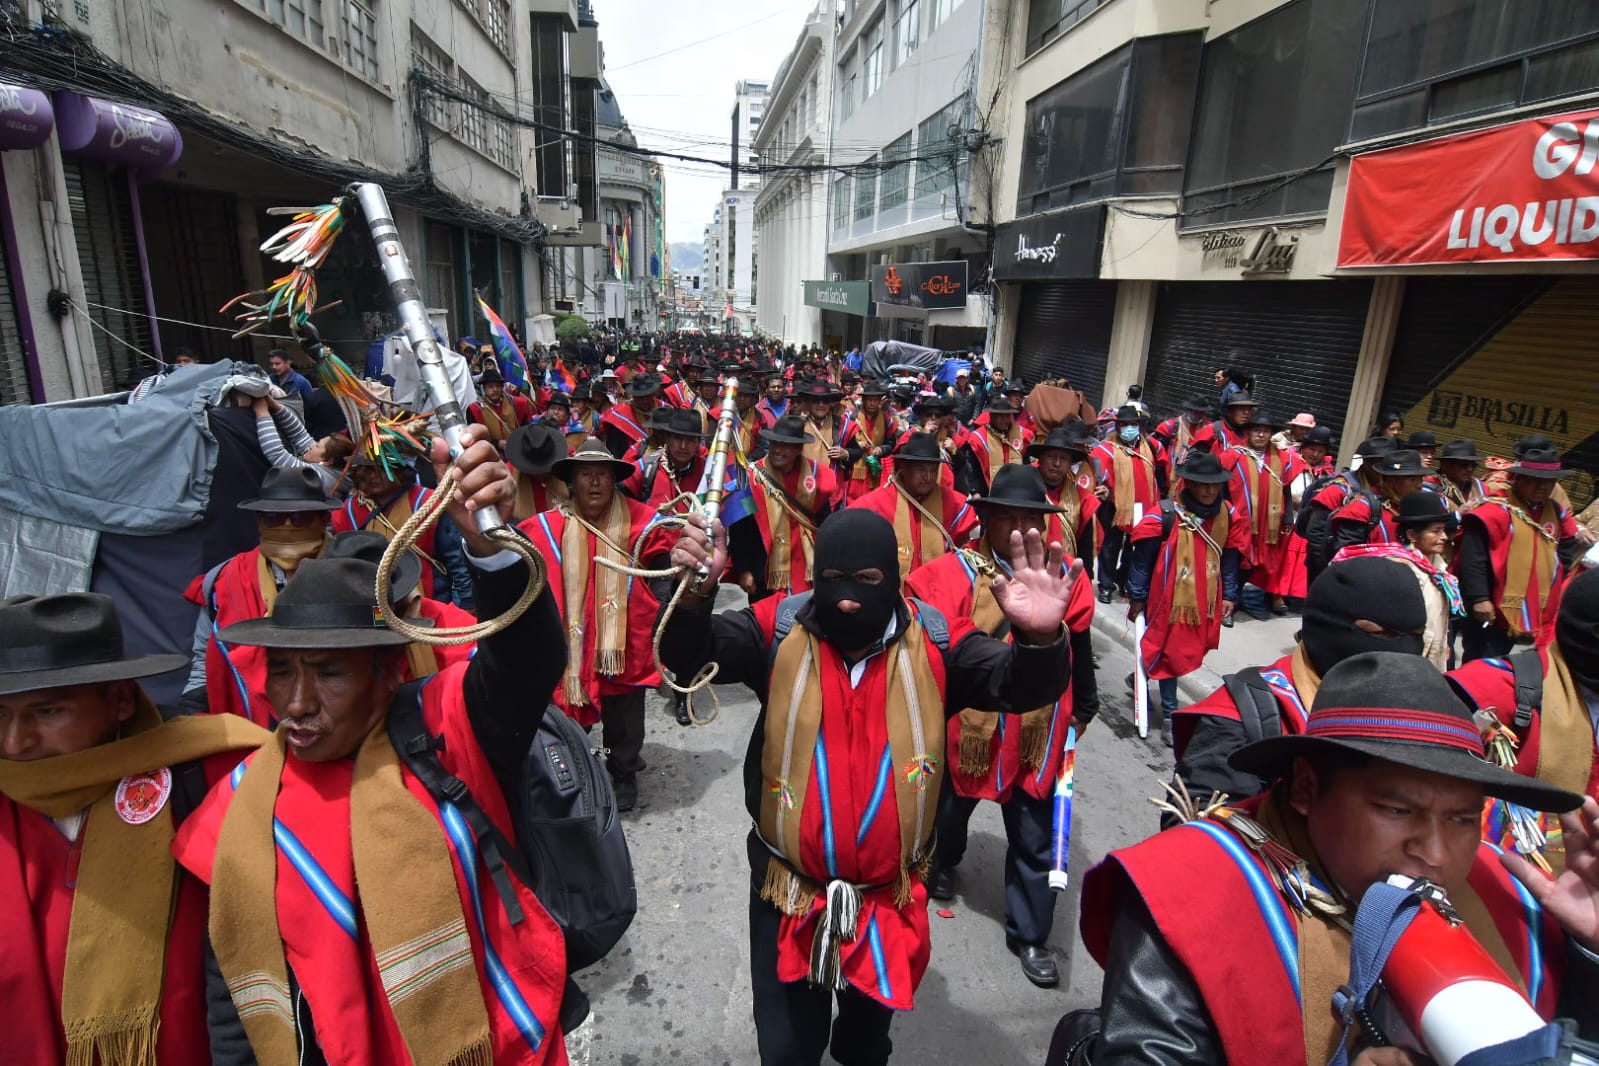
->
<box><xmin>1096</xmin><ymin>586</ymin><xmax>1114</xmax><ymax>605</ymax></box>
<box><xmin>1007</xmin><ymin>938</ymin><xmax>1059</xmax><ymax>987</ymax></box>
<box><xmin>673</xmin><ymin>694</ymin><xmax>691</xmax><ymax>726</ymax></box>
<box><xmin>613</xmin><ymin>776</ymin><xmax>638</xmax><ymax>812</ymax></box>
<box><xmin>928</xmin><ymin>867</ymin><xmax>956</xmax><ymax>901</ymax></box>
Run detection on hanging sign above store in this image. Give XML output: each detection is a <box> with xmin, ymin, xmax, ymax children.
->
<box><xmin>53</xmin><ymin>92</ymin><xmax>183</xmax><ymax>170</ymax></box>
<box><xmin>1339</xmin><ymin>106</ymin><xmax>1599</xmax><ymax>268</ymax></box>
<box><xmin>870</xmin><ymin>260</ymin><xmax>969</xmax><ymax>310</ymax></box>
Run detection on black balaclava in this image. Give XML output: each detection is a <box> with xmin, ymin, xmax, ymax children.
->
<box><xmin>1557</xmin><ymin>569</ymin><xmax>1599</xmax><ymax>692</ymax></box>
<box><xmin>810</xmin><ymin>509</ymin><xmax>901</xmax><ymax>651</ymax></box>
<box><xmin>1301</xmin><ymin>556</ymin><xmax>1427</xmax><ymax>675</ymax></box>
<box><xmin>1179</xmin><ymin>485</ymin><xmax>1222</xmax><ymax>520</ymax></box>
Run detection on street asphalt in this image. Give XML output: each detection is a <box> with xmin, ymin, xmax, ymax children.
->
<box><xmin>563</xmin><ymin>586</ymin><xmax>1203</xmax><ymax>1065</ymax></box>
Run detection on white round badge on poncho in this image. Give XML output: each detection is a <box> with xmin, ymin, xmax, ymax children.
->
<box><xmin>114</xmin><ymin>768</ymin><xmax>173</xmax><ymax>825</ymax></box>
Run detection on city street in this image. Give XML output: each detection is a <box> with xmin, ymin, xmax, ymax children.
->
<box><xmin>566</xmin><ymin>591</ymin><xmax>1177</xmax><ymax>1065</ymax></box>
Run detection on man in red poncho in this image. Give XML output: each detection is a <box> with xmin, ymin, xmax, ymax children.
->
<box><xmin>331</xmin><ymin>455</ymin><xmax>455</xmax><ymax>602</ymax></box>
<box><xmin>466</xmin><ymin>360</ymin><xmax>533</xmax><ymax>450</ymax></box>
<box><xmin>182</xmin><ymin>467</ymin><xmax>339</xmax><ymax>725</ymax></box>
<box><xmin>621</xmin><ymin>407</ymin><xmax>707</xmax><ymax>517</ymax></box>
<box><xmin>521</xmin><ymin>437</ymin><xmax>677</xmax><ymax>808</ymax></box>
<box><xmin>1090</xmin><ymin>404</ymin><xmax>1168</xmax><ymax>605</ymax></box>
<box><xmin>852</xmin><ymin>431</ymin><xmax>980</xmax><ymax>585</ymax></box>
<box><xmin>1</xmin><ymin>593</ymin><xmax>265</xmax><ymax>1066</ymax></box>
<box><xmin>904</xmin><ymin>465</ymin><xmax>1099</xmax><ymax>989</ymax></box>
<box><xmin>600</xmin><ymin>372</ymin><xmax>663</xmax><ymax>458</ymax></box>
<box><xmin>660</xmin><ymin>506</ymin><xmax>1077</xmax><ymax>1066</ymax></box>
<box><xmin>1027</xmin><ymin>421</ymin><xmax>1103</xmax><ymax>576</ymax></box>
<box><xmin>838</xmin><ymin>380</ymin><xmax>897</xmax><ymax>503</ymax></box>
<box><xmin>729</xmin><ymin>414</ymin><xmax>838</xmax><ymax>602</ymax></box>
<box><xmin>1126</xmin><ymin>451</ymin><xmax>1249</xmax><ymax>745</ymax></box>
<box><xmin>1220</xmin><ymin>409</ymin><xmax>1308</xmax><ymax>617</ymax></box>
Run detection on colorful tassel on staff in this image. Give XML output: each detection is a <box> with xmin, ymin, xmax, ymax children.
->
<box><xmin>1048</xmin><ymin>724</ymin><xmax>1077</xmax><ymax>891</ymax></box>
<box><xmin>316</xmin><ymin>350</ymin><xmax>433</xmax><ymax>479</ymax></box>
<box><xmin>221</xmin><ymin>200</ymin><xmax>349</xmax><ymax>336</ymax></box>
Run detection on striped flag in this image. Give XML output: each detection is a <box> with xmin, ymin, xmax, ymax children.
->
<box><xmin>474</xmin><ymin>295</ymin><xmax>530</xmax><ymax>395</ymax></box>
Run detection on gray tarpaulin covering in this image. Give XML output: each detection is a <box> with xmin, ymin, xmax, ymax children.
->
<box><xmin>0</xmin><ymin>512</ymin><xmax>99</xmax><ymax>598</ymax></box>
<box><xmin>860</xmin><ymin>340</ymin><xmax>941</xmax><ymax>378</ymax></box>
<box><xmin>0</xmin><ymin>360</ymin><xmax>244</xmax><ymax>534</ymax></box>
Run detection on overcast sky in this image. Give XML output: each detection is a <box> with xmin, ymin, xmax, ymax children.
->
<box><xmin>599</xmin><ymin>0</ymin><xmax>823</xmax><ymax>245</ymax></box>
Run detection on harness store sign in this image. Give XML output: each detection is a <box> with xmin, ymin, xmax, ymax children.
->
<box><xmin>1339</xmin><ymin>106</ymin><xmax>1599</xmax><ymax>267</ymax></box>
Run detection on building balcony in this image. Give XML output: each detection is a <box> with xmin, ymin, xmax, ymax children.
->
<box><xmin>527</xmin><ymin>0</ymin><xmax>578</xmax><ymax>33</ymax></box>
<box><xmin>571</xmin><ymin>24</ymin><xmax>602</xmax><ymax>83</ymax></box>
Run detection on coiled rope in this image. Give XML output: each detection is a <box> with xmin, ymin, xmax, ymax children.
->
<box><xmin>373</xmin><ymin>467</ymin><xmax>548</xmax><ymax>643</ymax></box>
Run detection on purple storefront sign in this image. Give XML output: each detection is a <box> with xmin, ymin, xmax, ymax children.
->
<box><xmin>53</xmin><ymin>92</ymin><xmax>182</xmax><ymax>170</ymax></box>
<box><xmin>0</xmin><ymin>82</ymin><xmax>55</xmax><ymax>150</ymax></box>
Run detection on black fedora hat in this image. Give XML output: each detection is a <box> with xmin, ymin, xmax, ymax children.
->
<box><xmin>913</xmin><ymin>394</ymin><xmax>956</xmax><ymax>414</ymax></box>
<box><xmin>971</xmin><ymin>465</ymin><xmax>1065</xmax><ymax>514</ymax></box>
<box><xmin>1371</xmin><ymin>449</ymin><xmax>1428</xmax><ymax>478</ymax></box>
<box><xmin>894</xmin><ymin>431</ymin><xmax>948</xmax><ymax>465</ymax></box>
<box><xmin>1002</xmin><ymin>379</ymin><xmax>1026</xmax><ymax>395</ymax></box>
<box><xmin>661</xmin><ymin>407</ymin><xmax>704</xmax><ymax>438</ymax></box>
<box><xmin>551</xmin><ymin>436</ymin><xmax>636</xmax><ymax>482</ymax></box>
<box><xmin>859</xmin><ymin>379</ymin><xmax>891</xmax><ymax>397</ymax></box>
<box><xmin>629</xmin><ymin>373</ymin><xmax>663</xmax><ymax>398</ymax></box>
<box><xmin>1115</xmin><ymin>404</ymin><xmax>1143</xmax><ymax>423</ymax></box>
<box><xmin>218</xmin><ymin>558</ymin><xmax>426</xmax><ymax>649</ymax></box>
<box><xmin>1405</xmin><ymin>430</ymin><xmax>1438</xmax><ymax>450</ymax></box>
<box><xmin>986</xmin><ymin>396</ymin><xmax>1020</xmax><ymax>415</ymax></box>
<box><xmin>1243</xmin><ymin>409</ymin><xmax>1281</xmax><ymax>430</ymax></box>
<box><xmin>1222</xmin><ymin>391</ymin><xmax>1259</xmax><ymax>408</ymax></box>
<box><xmin>1355</xmin><ymin>435</ymin><xmax>1398</xmax><ymax>460</ymax></box>
<box><xmin>543</xmin><ymin>390</ymin><xmax>572</xmax><ymax>410</ymax></box>
<box><xmin>1181</xmin><ymin>393</ymin><xmax>1213</xmax><ymax>413</ymax></box>
<box><xmin>1026</xmin><ymin>422</ymin><xmax>1096</xmax><ymax>460</ymax></box>
<box><xmin>796</xmin><ymin>379</ymin><xmax>844</xmax><ymax>400</ymax></box>
<box><xmin>239</xmin><ymin>467</ymin><xmax>340</xmax><ymax>513</ymax></box>
<box><xmin>736</xmin><ymin>376</ymin><xmax>760</xmax><ymax>394</ymax></box>
<box><xmin>327</xmin><ymin>530</ymin><xmax>422</xmax><ymax>605</ymax></box>
<box><xmin>1176</xmin><ymin>451</ymin><xmax>1233</xmax><ymax>484</ymax></box>
<box><xmin>0</xmin><ymin>593</ymin><xmax>188</xmax><ymax>695</ymax></box>
<box><xmin>1439</xmin><ymin>439</ymin><xmax>1483</xmax><ymax>463</ymax></box>
<box><xmin>1230</xmin><ymin>652</ymin><xmax>1582</xmax><ymax>813</ymax></box>
<box><xmin>761</xmin><ymin>414</ymin><xmax>815</xmax><ymax>446</ymax></box>
<box><xmin>507</xmin><ymin>423</ymin><xmax>570</xmax><ymax>477</ymax></box>
<box><xmin>1510</xmin><ymin>447</ymin><xmax>1574</xmax><ymax>479</ymax></box>
<box><xmin>1393</xmin><ymin>490</ymin><xmax>1451</xmax><ymax>528</ymax></box>
<box><xmin>1301</xmin><ymin>425</ymin><xmax>1336</xmax><ymax>447</ymax></box>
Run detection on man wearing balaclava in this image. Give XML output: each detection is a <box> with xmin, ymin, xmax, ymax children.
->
<box><xmin>1166</xmin><ymin>555</ymin><xmax>1430</xmax><ymax>821</ymax></box>
<box><xmin>178</xmin><ymin>467</ymin><xmax>339</xmax><ymax>724</ymax></box>
<box><xmin>1449</xmin><ymin>567</ymin><xmax>1599</xmax><ymax>867</ymax></box>
<box><xmin>659</xmin><ymin>507</ymin><xmax>1077</xmax><ymax>1066</ymax></box>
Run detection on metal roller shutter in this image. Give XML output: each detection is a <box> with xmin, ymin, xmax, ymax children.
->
<box><xmin>1143</xmin><ymin>280</ymin><xmax>1372</xmax><ymax>438</ymax></box>
<box><xmin>64</xmin><ymin>159</ymin><xmax>153</xmax><ymax>392</ymax></box>
<box><xmin>1382</xmin><ymin>275</ymin><xmax>1599</xmax><ymax>510</ymax></box>
<box><xmin>0</xmin><ymin>242</ymin><xmax>29</xmax><ymax>406</ymax></box>
<box><xmin>1011</xmin><ymin>280</ymin><xmax>1117</xmax><ymax>409</ymax></box>
<box><xmin>140</xmin><ymin>183</ymin><xmax>252</xmax><ymax>363</ymax></box>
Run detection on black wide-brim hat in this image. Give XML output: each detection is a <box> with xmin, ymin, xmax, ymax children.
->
<box><xmin>1510</xmin><ymin>447</ymin><xmax>1575</xmax><ymax>479</ymax></box>
<box><xmin>1223</xmin><ymin>391</ymin><xmax>1259</xmax><ymax>408</ymax></box>
<box><xmin>971</xmin><ymin>465</ymin><xmax>1065</xmax><ymax>513</ymax></box>
<box><xmin>1027</xmin><ymin>422</ymin><xmax>1095</xmax><ymax>459</ymax></box>
<box><xmin>327</xmin><ymin>530</ymin><xmax>422</xmax><ymax>605</ymax></box>
<box><xmin>1393</xmin><ymin>489</ymin><xmax>1451</xmax><ymax>527</ymax></box>
<box><xmin>1371</xmin><ymin>449</ymin><xmax>1428</xmax><ymax>478</ymax></box>
<box><xmin>1231</xmin><ymin>652</ymin><xmax>1582</xmax><ymax>813</ymax></box>
<box><xmin>551</xmin><ymin>436</ymin><xmax>636</xmax><ymax>482</ymax></box>
<box><xmin>1439</xmin><ymin>439</ymin><xmax>1483</xmax><ymax>463</ymax></box>
<box><xmin>761</xmin><ymin>415</ymin><xmax>815</xmax><ymax>446</ymax></box>
<box><xmin>894</xmin><ymin>431</ymin><xmax>948</xmax><ymax>465</ymax></box>
<box><xmin>629</xmin><ymin>373</ymin><xmax>663</xmax><ymax>398</ymax></box>
<box><xmin>1176</xmin><ymin>452</ymin><xmax>1234</xmax><ymax>484</ymax></box>
<box><xmin>0</xmin><ymin>592</ymin><xmax>188</xmax><ymax>695</ymax></box>
<box><xmin>217</xmin><ymin>558</ymin><xmax>427</xmax><ymax>649</ymax></box>
<box><xmin>507</xmin><ymin>422</ymin><xmax>570</xmax><ymax>477</ymax></box>
<box><xmin>239</xmin><ymin>467</ymin><xmax>340</xmax><ymax>513</ymax></box>
<box><xmin>986</xmin><ymin>398</ymin><xmax>1020</xmax><ymax>415</ymax></box>
<box><xmin>859</xmin><ymin>379</ymin><xmax>891</xmax><ymax>397</ymax></box>
<box><xmin>1244</xmin><ymin>410</ymin><xmax>1282</xmax><ymax>430</ymax></box>
<box><xmin>1301</xmin><ymin>425</ymin><xmax>1337</xmax><ymax>447</ymax></box>
<box><xmin>796</xmin><ymin>380</ymin><xmax>843</xmax><ymax>400</ymax></box>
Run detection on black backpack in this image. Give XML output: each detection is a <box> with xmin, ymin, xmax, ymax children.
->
<box><xmin>387</xmin><ymin>681</ymin><xmax>637</xmax><ymax>975</ymax></box>
<box><xmin>1292</xmin><ymin>471</ymin><xmax>1348</xmax><ymax>538</ymax></box>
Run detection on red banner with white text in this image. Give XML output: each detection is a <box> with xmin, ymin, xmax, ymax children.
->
<box><xmin>1338</xmin><ymin>108</ymin><xmax>1599</xmax><ymax>268</ymax></box>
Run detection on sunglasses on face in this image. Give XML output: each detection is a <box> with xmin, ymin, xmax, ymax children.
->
<box><xmin>258</xmin><ymin>512</ymin><xmax>327</xmax><ymax>528</ymax></box>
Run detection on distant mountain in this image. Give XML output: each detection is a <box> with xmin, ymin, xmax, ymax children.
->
<box><xmin>669</xmin><ymin>242</ymin><xmax>703</xmax><ymax>273</ymax></box>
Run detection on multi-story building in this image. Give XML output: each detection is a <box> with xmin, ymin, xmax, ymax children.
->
<box><xmin>820</xmin><ymin>0</ymin><xmax>1006</xmax><ymax>352</ymax></box>
<box><xmin>752</xmin><ymin>2</ymin><xmax>833</xmax><ymax>346</ymax></box>
<box><xmin>730</xmin><ymin>79</ymin><xmax>769</xmax><ymax>191</ymax></box>
<box><xmin>547</xmin><ymin>78</ymin><xmax>665</xmax><ymax>327</ymax></box>
<box><xmin>989</xmin><ymin>0</ymin><xmax>1599</xmax><ymax>485</ymax></box>
<box><xmin>708</xmin><ymin>187</ymin><xmax>758</xmax><ymax>333</ymax></box>
<box><xmin>0</xmin><ymin>0</ymin><xmax>608</xmax><ymax>402</ymax></box>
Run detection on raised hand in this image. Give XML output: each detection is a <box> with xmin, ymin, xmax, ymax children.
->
<box><xmin>1503</xmin><ymin>796</ymin><xmax>1599</xmax><ymax>954</ymax></box>
<box><xmin>991</xmin><ymin>528</ymin><xmax>1080</xmax><ymax>645</ymax></box>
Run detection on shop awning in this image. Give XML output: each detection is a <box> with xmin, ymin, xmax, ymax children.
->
<box><xmin>0</xmin><ymin>81</ymin><xmax>54</xmax><ymax>150</ymax></box>
<box><xmin>53</xmin><ymin>91</ymin><xmax>182</xmax><ymax>170</ymax></box>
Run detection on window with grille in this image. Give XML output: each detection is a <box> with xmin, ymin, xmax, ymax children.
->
<box><xmin>893</xmin><ymin>0</ymin><xmax>919</xmax><ymax>67</ymax></box>
<box><xmin>485</xmin><ymin>0</ymin><xmax>512</xmax><ymax>55</ymax></box>
<box><xmin>878</xmin><ymin>134</ymin><xmax>912</xmax><ymax>218</ymax></box>
<box><xmin>840</xmin><ymin>49</ymin><xmax>859</xmax><ymax>120</ymax></box>
<box><xmin>411</xmin><ymin>26</ymin><xmax>454</xmax><ymax>128</ymax></box>
<box><xmin>459</xmin><ymin>74</ymin><xmax>489</xmax><ymax>156</ymax></box>
<box><xmin>252</xmin><ymin>0</ymin><xmax>326</xmax><ymax>48</ymax></box>
<box><xmin>342</xmin><ymin>0</ymin><xmax>379</xmax><ymax>81</ymax></box>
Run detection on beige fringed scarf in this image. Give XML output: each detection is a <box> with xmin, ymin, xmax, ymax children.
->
<box><xmin>955</xmin><ymin>546</ymin><xmax>1056</xmax><ymax>777</ymax></box>
<box><xmin>755</xmin><ymin>462</ymin><xmax>821</xmax><ymax>591</ymax></box>
<box><xmin>1170</xmin><ymin>506</ymin><xmax>1229</xmax><ymax>625</ymax></box>
<box><xmin>1500</xmin><ymin>503</ymin><xmax>1560</xmax><ymax>637</ymax></box>
<box><xmin>0</xmin><ymin>697</ymin><xmax>266</xmax><ymax>1066</ymax></box>
<box><xmin>210</xmin><ymin>726</ymin><xmax>492</xmax><ymax>1066</ymax></box>
<box><xmin>890</xmin><ymin>477</ymin><xmax>952</xmax><ymax>579</ymax></box>
<box><xmin>1110</xmin><ymin>441</ymin><xmax>1155</xmax><ymax>528</ymax></box>
<box><xmin>559</xmin><ymin>499</ymin><xmax>634</xmax><ymax>706</ymax></box>
<box><xmin>757</xmin><ymin>619</ymin><xmax>946</xmax><ymax>922</ymax></box>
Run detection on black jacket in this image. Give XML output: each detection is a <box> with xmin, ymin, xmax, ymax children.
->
<box><xmin>203</xmin><ymin>552</ymin><xmax>566</xmax><ymax>1064</ymax></box>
